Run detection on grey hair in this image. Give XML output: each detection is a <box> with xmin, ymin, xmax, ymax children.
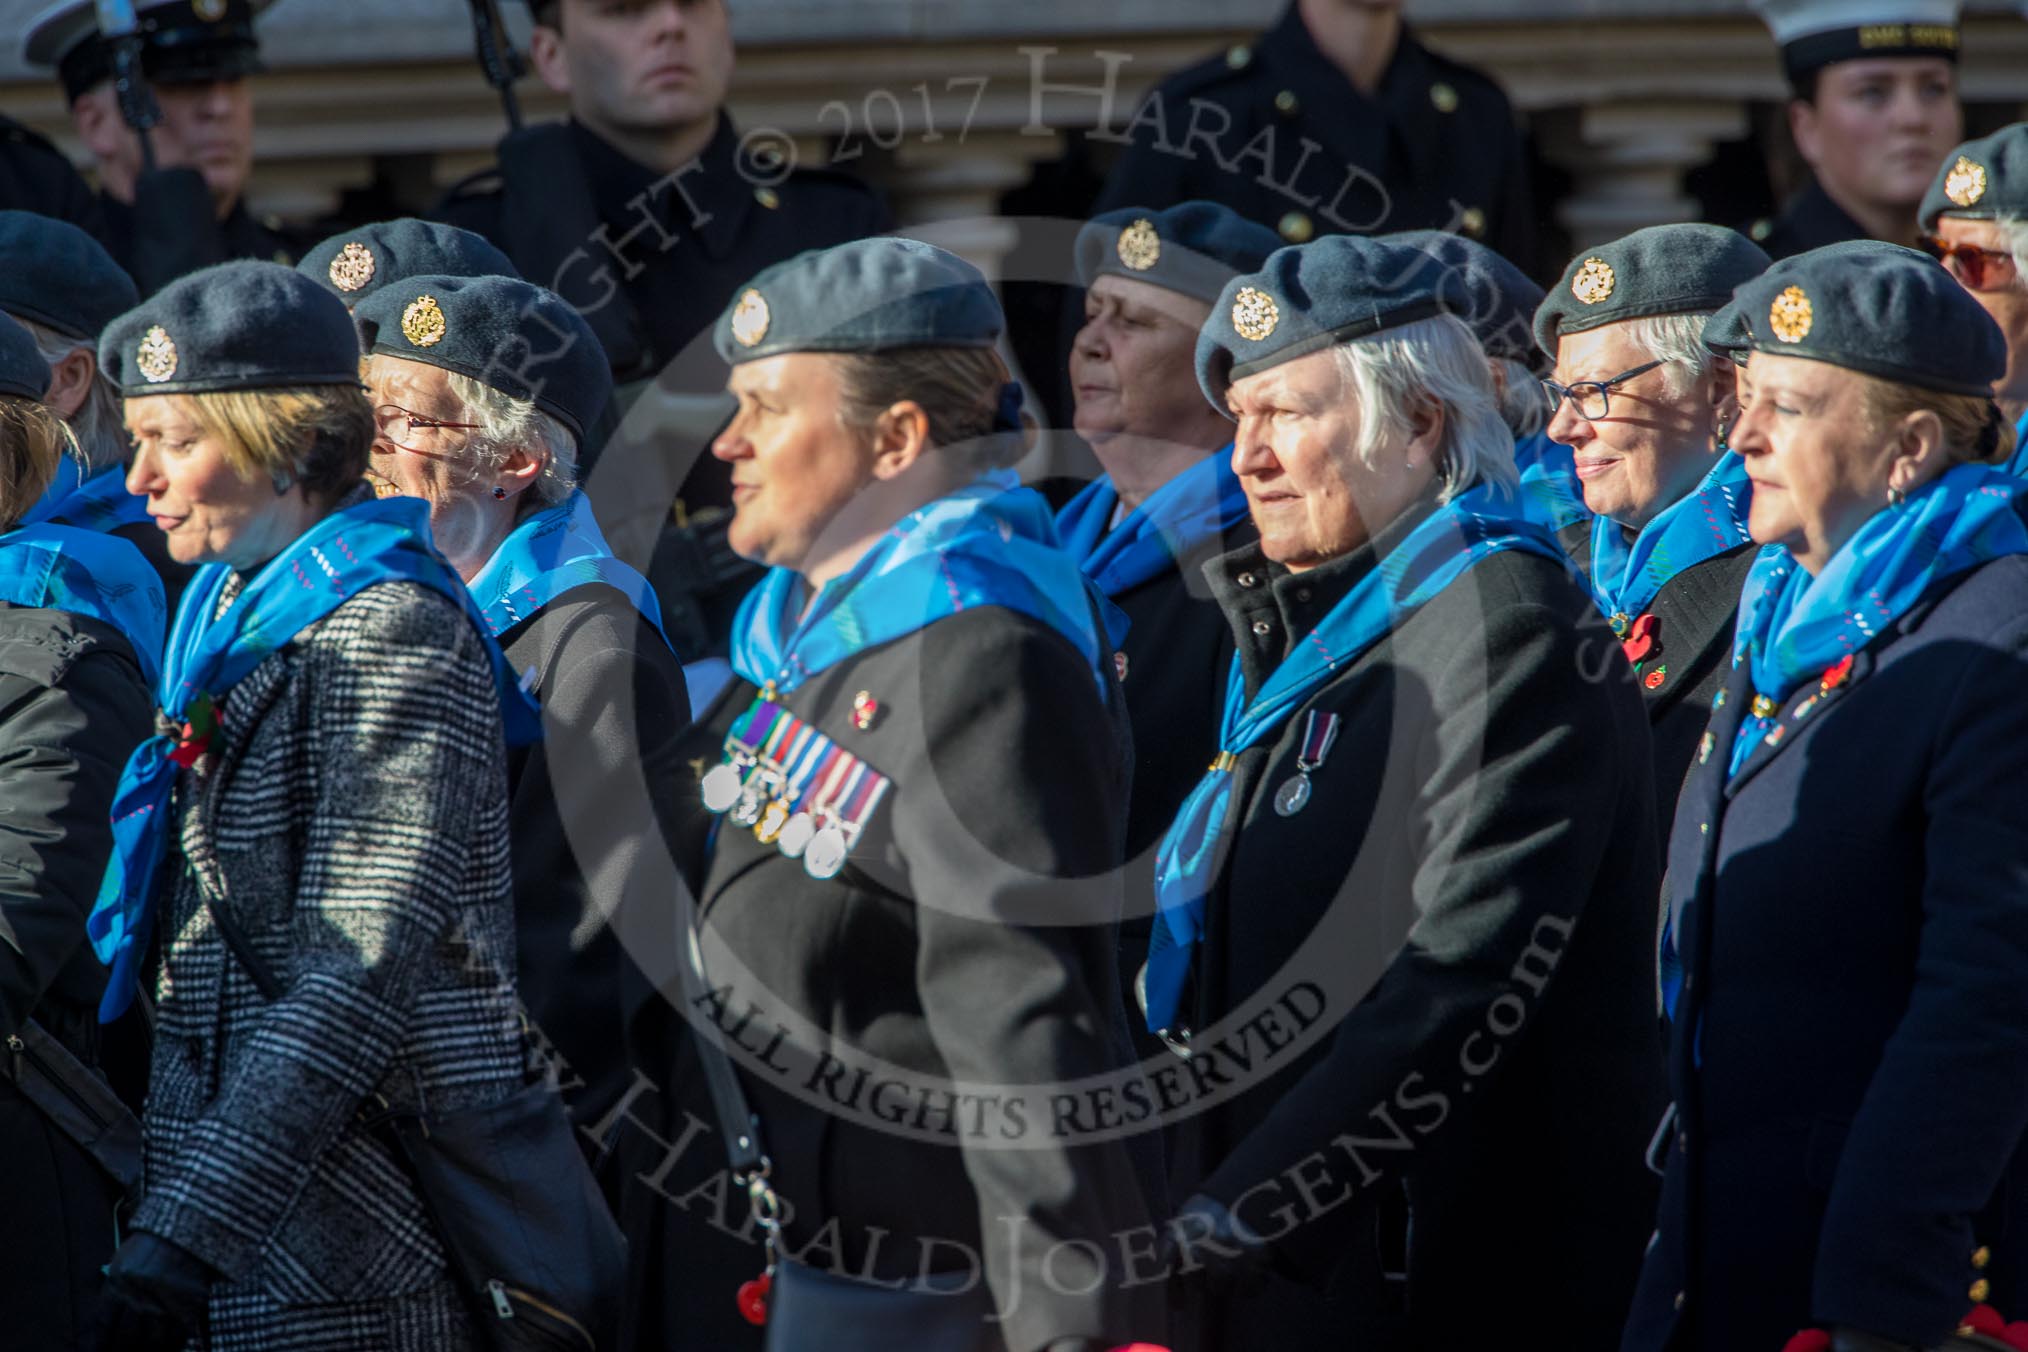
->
<box><xmin>1328</xmin><ymin>313</ymin><xmax>1517</xmax><ymax>502</ymax></box>
<box><xmin>1997</xmin><ymin>213</ymin><xmax>2028</xmax><ymax>280</ymax></box>
<box><xmin>443</xmin><ymin>371</ymin><xmax>579</xmax><ymax>507</ymax></box>
<box><xmin>17</xmin><ymin>316</ymin><xmax>124</xmax><ymax>474</ymax></box>
<box><xmin>1616</xmin><ymin>312</ymin><xmax>1718</xmax><ymax>401</ymax></box>
<box><xmin>1492</xmin><ymin>356</ymin><xmax>1546</xmax><ymax>439</ymax></box>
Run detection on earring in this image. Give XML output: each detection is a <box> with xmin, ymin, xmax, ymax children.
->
<box><xmin>493</xmin><ymin>486</ymin><xmax>507</xmax><ymax>500</ymax></box>
<box><xmin>1715</xmin><ymin>415</ymin><xmax>1733</xmax><ymax>452</ymax></box>
<box><xmin>1887</xmin><ymin>484</ymin><xmax>1907</xmax><ymax>510</ymax></box>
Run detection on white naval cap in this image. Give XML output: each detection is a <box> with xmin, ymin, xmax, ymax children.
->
<box><xmin>1749</xmin><ymin>0</ymin><xmax>1962</xmax><ymax>88</ymax></box>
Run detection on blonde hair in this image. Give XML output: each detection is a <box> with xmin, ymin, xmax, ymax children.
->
<box><xmin>180</xmin><ymin>384</ymin><xmax>375</xmax><ymax>500</ymax></box>
<box><xmin>1860</xmin><ymin>376</ymin><xmax>2006</xmax><ymax>468</ymax></box>
<box><xmin>0</xmin><ymin>394</ymin><xmax>77</xmax><ymax>529</ymax></box>
<box><xmin>831</xmin><ymin>347</ymin><xmax>1027</xmax><ymax>476</ymax></box>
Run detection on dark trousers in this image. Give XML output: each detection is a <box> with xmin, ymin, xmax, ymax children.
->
<box><xmin>0</xmin><ymin>1079</ymin><xmax>120</xmax><ymax>1350</ymax></box>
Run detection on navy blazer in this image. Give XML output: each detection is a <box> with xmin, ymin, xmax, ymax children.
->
<box><xmin>1625</xmin><ymin>554</ymin><xmax>2028</xmax><ymax>1351</ymax></box>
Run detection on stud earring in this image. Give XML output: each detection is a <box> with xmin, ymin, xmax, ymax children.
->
<box><xmin>493</xmin><ymin>486</ymin><xmax>507</xmax><ymax>500</ymax></box>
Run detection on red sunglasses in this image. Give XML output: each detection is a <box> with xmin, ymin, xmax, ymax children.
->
<box><xmin>1917</xmin><ymin>233</ymin><xmax>2020</xmax><ymax>291</ymax></box>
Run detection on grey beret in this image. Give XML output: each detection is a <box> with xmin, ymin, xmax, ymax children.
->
<box><xmin>1725</xmin><ymin>245</ymin><xmax>2004</xmax><ymax>396</ymax></box>
<box><xmin>713</xmin><ymin>237</ymin><xmax>1002</xmax><ymax>365</ymax></box>
<box><xmin>354</xmin><ymin>274</ymin><xmax>612</xmax><ymax>443</ymax></box>
<box><xmin>1196</xmin><ymin>234</ymin><xmax>1469</xmax><ymax>409</ymax></box>
<box><xmin>1390</xmin><ymin>229</ymin><xmax>1546</xmax><ymax>373</ymax></box>
<box><xmin>0</xmin><ymin>312</ymin><xmax>51</xmax><ymax>400</ymax></box>
<box><xmin>99</xmin><ymin>260</ymin><xmax>361</xmax><ymax>397</ymax></box>
<box><xmin>0</xmin><ymin>210</ymin><xmax>138</xmax><ymax>341</ymax></box>
<box><xmin>1075</xmin><ymin>202</ymin><xmax>1283</xmax><ymax>307</ymax></box>
<box><xmin>1703</xmin><ymin>239</ymin><xmax>1918</xmax><ymax>357</ymax></box>
<box><xmin>1919</xmin><ymin>123</ymin><xmax>2028</xmax><ymax>231</ymax></box>
<box><xmin>1534</xmin><ymin>224</ymin><xmax>1771</xmax><ymax>358</ymax></box>
<box><xmin>298</xmin><ymin>218</ymin><xmax>520</xmax><ymax>306</ymax></box>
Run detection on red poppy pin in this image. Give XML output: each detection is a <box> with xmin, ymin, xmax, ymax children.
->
<box><xmin>1643</xmin><ymin>666</ymin><xmax>1667</xmax><ymax>691</ymax></box>
<box><xmin>1820</xmin><ymin>653</ymin><xmax>1854</xmax><ymax>693</ymax></box>
<box><xmin>1621</xmin><ymin>612</ymin><xmax>1659</xmax><ymax>664</ymax></box>
<box><xmin>167</xmin><ymin>693</ymin><xmax>218</xmax><ymax>769</ymax></box>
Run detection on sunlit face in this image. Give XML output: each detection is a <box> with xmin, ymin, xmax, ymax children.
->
<box><xmin>361</xmin><ymin>355</ymin><xmax>510</xmax><ymax>567</ymax></box>
<box><xmin>1225</xmin><ymin>346</ymin><xmax>1433</xmax><ymax>572</ymax></box>
<box><xmin>541</xmin><ymin>0</ymin><xmax>733</xmax><ymax>139</ymax></box>
<box><xmin>1546</xmin><ymin>322</ymin><xmax>1720</xmax><ymax>529</ymax></box>
<box><xmin>1731</xmin><ymin>353</ymin><xmax>1900</xmax><ymax>569</ymax></box>
<box><xmin>1793</xmin><ymin>58</ymin><xmax>1961</xmax><ymax>216</ymax></box>
<box><xmin>1070</xmin><ymin>275</ymin><xmax>1220</xmax><ymax>448</ymax></box>
<box><xmin>713</xmin><ymin>353</ymin><xmax>875</xmax><ymax>571</ymax></box>
<box><xmin>1933</xmin><ymin>215</ymin><xmax>2028</xmax><ymax>404</ymax></box>
<box><xmin>124</xmin><ymin>394</ymin><xmax>306</xmax><ymax>568</ymax></box>
<box><xmin>76</xmin><ymin>78</ymin><xmax>254</xmax><ymax>210</ymax></box>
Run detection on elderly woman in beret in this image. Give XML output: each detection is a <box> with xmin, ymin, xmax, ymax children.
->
<box><xmin>79</xmin><ymin>260</ymin><xmax>538</xmax><ymax>1352</ymax></box>
<box><xmin>1057</xmin><ymin>201</ymin><xmax>1276</xmax><ymax>1054</ymax></box>
<box><xmin>352</xmin><ymin>272</ymin><xmax>688</xmax><ymax>1157</ymax></box>
<box><xmin>1152</xmin><ymin>234</ymin><xmax>1665</xmax><ymax>1352</ymax></box>
<box><xmin>0</xmin><ymin>311</ymin><xmax>159</xmax><ymax>1352</ymax></box>
<box><xmin>299</xmin><ymin>216</ymin><xmax>520</xmax><ymax>311</ymax></box>
<box><xmin>659</xmin><ymin>237</ymin><xmax>1159</xmax><ymax>1352</ymax></box>
<box><xmin>1536</xmin><ymin>223</ymin><xmax>1770</xmax><ymax>830</ymax></box>
<box><xmin>1628</xmin><ymin>248</ymin><xmax>2028</xmax><ymax>1352</ymax></box>
<box><xmin>1919</xmin><ymin>122</ymin><xmax>2028</xmax><ymax>473</ymax></box>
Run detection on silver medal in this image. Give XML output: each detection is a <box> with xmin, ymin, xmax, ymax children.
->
<box><xmin>730</xmin><ymin>782</ymin><xmax>765</xmax><ymax>827</ymax></box>
<box><xmin>700</xmin><ymin>762</ymin><xmax>744</xmax><ymax>813</ymax></box>
<box><xmin>803</xmin><ymin>825</ymin><xmax>849</xmax><ymax>880</ymax></box>
<box><xmin>777</xmin><ymin>812</ymin><xmax>817</xmax><ymax>859</ymax></box>
<box><xmin>1273</xmin><ymin>772</ymin><xmax>1312</xmax><ymax>817</ymax></box>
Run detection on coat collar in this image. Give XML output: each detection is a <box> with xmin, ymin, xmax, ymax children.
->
<box><xmin>569</xmin><ymin>113</ymin><xmax>757</xmax><ymax>263</ymax></box>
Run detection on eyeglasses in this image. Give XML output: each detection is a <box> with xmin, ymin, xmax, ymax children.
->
<box><xmin>373</xmin><ymin>403</ymin><xmax>480</xmax><ymax>453</ymax></box>
<box><xmin>1917</xmin><ymin>233</ymin><xmax>2020</xmax><ymax>291</ymax></box>
<box><xmin>1540</xmin><ymin>359</ymin><xmax>1669</xmax><ymax>421</ymax></box>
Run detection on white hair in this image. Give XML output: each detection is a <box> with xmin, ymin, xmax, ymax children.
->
<box><xmin>1997</xmin><ymin>213</ymin><xmax>2028</xmax><ymax>281</ymax></box>
<box><xmin>17</xmin><ymin>316</ymin><xmax>124</xmax><ymax>474</ymax></box>
<box><xmin>444</xmin><ymin>371</ymin><xmax>579</xmax><ymax>507</ymax></box>
<box><xmin>1328</xmin><ymin>313</ymin><xmax>1517</xmax><ymax>502</ymax></box>
<box><xmin>1492</xmin><ymin>356</ymin><xmax>1547</xmax><ymax>439</ymax></box>
<box><xmin>1616</xmin><ymin>312</ymin><xmax>1719</xmax><ymax>401</ymax></box>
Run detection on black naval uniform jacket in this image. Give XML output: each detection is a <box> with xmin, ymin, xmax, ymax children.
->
<box><xmin>1168</xmin><ymin>518</ymin><xmax>1667</xmax><ymax>1352</ymax></box>
<box><xmin>98</xmin><ymin>168</ymin><xmax>299</xmax><ymax>298</ymax></box>
<box><xmin>0</xmin><ymin>607</ymin><xmax>150</xmax><ymax>1352</ymax></box>
<box><xmin>1752</xmin><ymin>178</ymin><xmax>1871</xmax><ymax>262</ymax></box>
<box><xmin>0</xmin><ymin>114</ymin><xmax>104</xmax><ymax>236</ymax></box>
<box><xmin>1624</xmin><ymin>555</ymin><xmax>2028</xmax><ymax>1352</ymax></box>
<box><xmin>662</xmin><ymin>605</ymin><xmax>1162</xmax><ymax>1352</ymax></box>
<box><xmin>1560</xmin><ymin>520</ymin><xmax>1759</xmax><ymax>832</ymax></box>
<box><xmin>1092</xmin><ymin>5</ymin><xmax>1534</xmax><ymax>264</ymax></box>
<box><xmin>498</xmin><ymin>585</ymin><xmax>689</xmax><ymax>1138</ymax></box>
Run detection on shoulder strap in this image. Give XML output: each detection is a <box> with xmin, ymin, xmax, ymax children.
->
<box><xmin>201</xmin><ymin>892</ymin><xmax>285</xmax><ymax>1002</ymax></box>
<box><xmin>673</xmin><ymin>885</ymin><xmax>767</xmax><ymax>1179</ymax></box>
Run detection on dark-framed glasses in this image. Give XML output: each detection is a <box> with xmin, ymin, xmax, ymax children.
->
<box><xmin>1917</xmin><ymin>233</ymin><xmax>2020</xmax><ymax>292</ymax></box>
<box><xmin>373</xmin><ymin>403</ymin><xmax>481</xmax><ymax>453</ymax></box>
<box><xmin>1541</xmin><ymin>359</ymin><xmax>1669</xmax><ymax>421</ymax></box>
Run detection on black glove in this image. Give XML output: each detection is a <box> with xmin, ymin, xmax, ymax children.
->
<box><xmin>84</xmin><ymin>1230</ymin><xmax>215</xmax><ymax>1352</ymax></box>
<box><xmin>1157</xmin><ymin>1193</ymin><xmax>1279</xmax><ymax>1299</ymax></box>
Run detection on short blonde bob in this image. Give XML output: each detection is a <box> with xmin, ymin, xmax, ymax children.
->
<box><xmin>154</xmin><ymin>384</ymin><xmax>375</xmax><ymax>500</ymax></box>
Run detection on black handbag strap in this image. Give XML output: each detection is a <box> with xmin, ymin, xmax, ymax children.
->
<box><xmin>673</xmin><ymin>886</ymin><xmax>769</xmax><ymax>1180</ymax></box>
<box><xmin>203</xmin><ymin>894</ymin><xmax>285</xmax><ymax>1002</ymax></box>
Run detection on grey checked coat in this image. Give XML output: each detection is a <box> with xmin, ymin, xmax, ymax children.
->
<box><xmin>130</xmin><ymin>574</ymin><xmax>527</xmax><ymax>1352</ymax></box>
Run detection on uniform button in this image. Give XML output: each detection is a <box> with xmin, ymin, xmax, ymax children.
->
<box><xmin>1673</xmin><ymin>1291</ymin><xmax>1686</xmax><ymax>1311</ymax></box>
<box><xmin>1251</xmin><ymin>620</ymin><xmax>1273</xmax><ymax>637</ymax></box>
<box><xmin>1226</xmin><ymin>43</ymin><xmax>1252</xmax><ymax>70</ymax></box>
<box><xmin>1294</xmin><ymin>587</ymin><xmax>1312</xmax><ymax>603</ymax></box>
<box><xmin>1749</xmin><ymin>217</ymin><xmax>1774</xmax><ymax>242</ymax></box>
<box><xmin>1459</xmin><ymin>206</ymin><xmax>1487</xmax><ymax>239</ymax></box>
<box><xmin>1677</xmin><ymin>1131</ymin><xmax>1689</xmax><ymax>1152</ymax></box>
<box><xmin>1236</xmin><ymin>571</ymin><xmax>1259</xmax><ymax>588</ymax></box>
<box><xmin>754</xmin><ymin>186</ymin><xmax>781</xmax><ymax>210</ymax></box>
<box><xmin>1699</xmin><ymin>822</ymin><xmax>1708</xmax><ymax>835</ymax></box>
<box><xmin>1974</xmin><ymin>1246</ymin><xmax>1992</xmax><ymax>1270</ymax></box>
<box><xmin>1971</xmin><ymin>1278</ymin><xmax>1992</xmax><ymax>1303</ymax></box>
<box><xmin>1430</xmin><ymin>82</ymin><xmax>1460</xmax><ymax>113</ymax></box>
<box><xmin>1278</xmin><ymin>211</ymin><xmax>1314</xmax><ymax>244</ymax></box>
<box><xmin>1273</xmin><ymin>89</ymin><xmax>1300</xmax><ymax>116</ymax></box>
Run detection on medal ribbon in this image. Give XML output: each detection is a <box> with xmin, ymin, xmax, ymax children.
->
<box><xmin>1143</xmin><ymin>483</ymin><xmax>1564</xmax><ymax>1034</ymax></box>
<box><xmin>1054</xmin><ymin>448</ymin><xmax>1250</xmax><ymax>597</ymax></box>
<box><xmin>1296</xmin><ymin>709</ymin><xmax>1340</xmax><ymax>770</ymax></box>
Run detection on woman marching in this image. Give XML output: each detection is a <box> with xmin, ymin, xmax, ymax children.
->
<box><xmin>1627</xmin><ymin>248</ymin><xmax>2028</xmax><ymax>1350</ymax></box>
<box><xmin>79</xmin><ymin>261</ymin><xmax>544</xmax><ymax>1352</ymax></box>
<box><xmin>660</xmin><ymin>237</ymin><xmax>1161</xmax><ymax>1352</ymax></box>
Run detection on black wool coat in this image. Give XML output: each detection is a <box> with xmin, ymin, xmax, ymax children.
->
<box><xmin>1625</xmin><ymin>554</ymin><xmax>2028</xmax><ymax>1352</ymax></box>
<box><xmin>1164</xmin><ymin>526</ymin><xmax>1667</xmax><ymax>1352</ymax></box>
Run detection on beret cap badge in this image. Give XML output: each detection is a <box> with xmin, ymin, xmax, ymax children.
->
<box><xmin>1944</xmin><ymin>155</ymin><xmax>1989</xmax><ymax>208</ymax></box>
<box><xmin>1769</xmin><ymin>285</ymin><xmax>1813</xmax><ymax>344</ymax></box>
<box><xmin>135</xmin><ymin>325</ymin><xmax>178</xmax><ymax>383</ymax></box>
<box><xmin>401</xmin><ymin>294</ymin><xmax>447</xmax><ymax>348</ymax></box>
<box><xmin>328</xmin><ymin>242</ymin><xmax>376</xmax><ymax>294</ymax></box>
<box><xmin>1116</xmin><ymin>218</ymin><xmax>1162</xmax><ymax>271</ymax></box>
<box><xmin>1571</xmin><ymin>257</ymin><xmax>1616</xmax><ymax>305</ymax></box>
<box><xmin>1231</xmin><ymin>287</ymin><xmax>1280</xmax><ymax>342</ymax></box>
<box><xmin>731</xmin><ymin>289</ymin><xmax>772</xmax><ymax>348</ymax></box>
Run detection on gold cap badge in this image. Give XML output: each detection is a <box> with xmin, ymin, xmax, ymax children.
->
<box><xmin>401</xmin><ymin>294</ymin><xmax>447</xmax><ymax>348</ymax></box>
<box><xmin>731</xmin><ymin>289</ymin><xmax>772</xmax><ymax>347</ymax></box>
<box><xmin>1231</xmin><ymin>287</ymin><xmax>1280</xmax><ymax>342</ymax></box>
<box><xmin>1769</xmin><ymin>285</ymin><xmax>1813</xmax><ymax>344</ymax></box>
<box><xmin>1944</xmin><ymin>155</ymin><xmax>1989</xmax><ymax>208</ymax></box>
<box><xmin>328</xmin><ymin>241</ymin><xmax>376</xmax><ymax>293</ymax></box>
<box><xmin>1572</xmin><ymin>257</ymin><xmax>1616</xmax><ymax>305</ymax></box>
<box><xmin>135</xmin><ymin>325</ymin><xmax>178</xmax><ymax>383</ymax></box>
<box><xmin>1116</xmin><ymin>218</ymin><xmax>1161</xmax><ymax>271</ymax></box>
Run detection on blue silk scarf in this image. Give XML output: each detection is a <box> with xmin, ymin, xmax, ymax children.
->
<box><xmin>0</xmin><ymin>525</ymin><xmax>166</xmax><ymax>682</ymax></box>
<box><xmin>86</xmin><ymin>494</ymin><xmax>539</xmax><ymax>1021</ymax></box>
<box><xmin>1054</xmin><ymin>449</ymin><xmax>1249</xmax><ymax>597</ymax></box>
<box><xmin>468</xmin><ymin>491</ymin><xmax>672</xmax><ymax>653</ymax></box>
<box><xmin>1726</xmin><ymin>463</ymin><xmax>2028</xmax><ymax>780</ymax></box>
<box><xmin>1587</xmin><ymin>452</ymin><xmax>1753</xmax><ymax>631</ymax></box>
<box><xmin>2004</xmin><ymin>408</ymin><xmax>2028</xmax><ymax>478</ymax></box>
<box><xmin>1514</xmin><ymin>431</ymin><xmax>1590</xmax><ymax>533</ymax></box>
<box><xmin>20</xmin><ymin>464</ymin><xmax>151</xmax><ymax>532</ymax></box>
<box><xmin>1142</xmin><ymin>481</ymin><xmax>1564</xmax><ymax>1033</ymax></box>
<box><xmin>730</xmin><ymin>473</ymin><xmax>1118</xmax><ymax>696</ymax></box>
